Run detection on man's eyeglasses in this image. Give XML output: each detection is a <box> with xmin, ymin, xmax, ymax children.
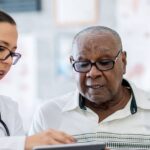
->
<box><xmin>70</xmin><ymin>50</ymin><xmax>122</xmax><ymax>73</ymax></box>
<box><xmin>0</xmin><ymin>46</ymin><xmax>21</xmax><ymax>65</ymax></box>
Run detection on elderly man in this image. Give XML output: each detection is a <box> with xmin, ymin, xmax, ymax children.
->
<box><xmin>30</xmin><ymin>26</ymin><xmax>150</xmax><ymax>149</ymax></box>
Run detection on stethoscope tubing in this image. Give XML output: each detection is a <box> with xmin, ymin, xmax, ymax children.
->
<box><xmin>0</xmin><ymin>113</ymin><xmax>10</xmax><ymax>136</ymax></box>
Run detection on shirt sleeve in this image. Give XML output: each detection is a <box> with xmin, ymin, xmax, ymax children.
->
<box><xmin>28</xmin><ymin>100</ymin><xmax>63</xmax><ymax>136</ymax></box>
<box><xmin>28</xmin><ymin>108</ymin><xmax>44</xmax><ymax>135</ymax></box>
<box><xmin>0</xmin><ymin>136</ymin><xmax>26</xmax><ymax>150</ymax></box>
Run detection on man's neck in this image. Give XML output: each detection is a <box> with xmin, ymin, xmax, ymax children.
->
<box><xmin>85</xmin><ymin>86</ymin><xmax>132</xmax><ymax>122</ymax></box>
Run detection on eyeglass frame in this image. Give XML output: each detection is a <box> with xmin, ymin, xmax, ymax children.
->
<box><xmin>70</xmin><ymin>50</ymin><xmax>122</xmax><ymax>73</ymax></box>
<box><xmin>0</xmin><ymin>45</ymin><xmax>21</xmax><ymax>65</ymax></box>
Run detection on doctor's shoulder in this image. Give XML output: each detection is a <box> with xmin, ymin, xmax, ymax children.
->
<box><xmin>0</xmin><ymin>95</ymin><xmax>18</xmax><ymax>113</ymax></box>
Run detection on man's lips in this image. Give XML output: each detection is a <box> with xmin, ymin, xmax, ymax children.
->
<box><xmin>87</xmin><ymin>84</ymin><xmax>104</xmax><ymax>89</ymax></box>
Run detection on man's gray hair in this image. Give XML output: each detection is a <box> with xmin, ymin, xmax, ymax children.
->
<box><xmin>72</xmin><ymin>26</ymin><xmax>122</xmax><ymax>51</ymax></box>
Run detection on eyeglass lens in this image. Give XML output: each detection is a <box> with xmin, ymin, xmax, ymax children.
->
<box><xmin>0</xmin><ymin>47</ymin><xmax>10</xmax><ymax>59</ymax></box>
<box><xmin>0</xmin><ymin>46</ymin><xmax>20</xmax><ymax>65</ymax></box>
<box><xmin>74</xmin><ymin>60</ymin><xmax>114</xmax><ymax>72</ymax></box>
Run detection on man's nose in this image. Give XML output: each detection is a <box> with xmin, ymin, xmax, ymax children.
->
<box><xmin>86</xmin><ymin>64</ymin><xmax>102</xmax><ymax>78</ymax></box>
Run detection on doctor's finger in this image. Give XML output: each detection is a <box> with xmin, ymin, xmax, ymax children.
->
<box><xmin>47</xmin><ymin>129</ymin><xmax>76</xmax><ymax>144</ymax></box>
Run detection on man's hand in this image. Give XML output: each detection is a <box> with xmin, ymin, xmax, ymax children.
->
<box><xmin>25</xmin><ymin>129</ymin><xmax>76</xmax><ymax>150</ymax></box>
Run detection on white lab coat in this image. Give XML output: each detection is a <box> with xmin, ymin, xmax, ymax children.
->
<box><xmin>0</xmin><ymin>95</ymin><xmax>26</xmax><ymax>150</ymax></box>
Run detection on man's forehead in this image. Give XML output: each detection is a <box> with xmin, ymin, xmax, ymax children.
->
<box><xmin>76</xmin><ymin>32</ymin><xmax>117</xmax><ymax>48</ymax></box>
<box><xmin>77</xmin><ymin>32</ymin><xmax>116</xmax><ymax>43</ymax></box>
<box><xmin>72</xmin><ymin>38</ymin><xmax>118</xmax><ymax>58</ymax></box>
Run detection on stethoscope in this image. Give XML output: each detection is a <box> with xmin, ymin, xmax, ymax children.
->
<box><xmin>0</xmin><ymin>113</ymin><xmax>10</xmax><ymax>136</ymax></box>
<box><xmin>79</xmin><ymin>79</ymin><xmax>137</xmax><ymax>115</ymax></box>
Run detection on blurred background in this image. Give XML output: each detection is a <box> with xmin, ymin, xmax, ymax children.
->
<box><xmin>0</xmin><ymin>0</ymin><xmax>150</xmax><ymax>132</ymax></box>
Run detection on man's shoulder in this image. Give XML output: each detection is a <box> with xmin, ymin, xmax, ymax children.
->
<box><xmin>39</xmin><ymin>91</ymin><xmax>77</xmax><ymax>111</ymax></box>
<box><xmin>131</xmin><ymin>83</ymin><xmax>150</xmax><ymax>109</ymax></box>
<box><xmin>135</xmin><ymin>87</ymin><xmax>150</xmax><ymax>100</ymax></box>
<box><xmin>130</xmin><ymin>81</ymin><xmax>150</xmax><ymax>98</ymax></box>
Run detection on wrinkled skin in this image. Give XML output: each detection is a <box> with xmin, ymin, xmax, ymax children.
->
<box><xmin>71</xmin><ymin>32</ymin><xmax>128</xmax><ymax>119</ymax></box>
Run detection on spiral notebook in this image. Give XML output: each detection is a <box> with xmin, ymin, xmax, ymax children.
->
<box><xmin>33</xmin><ymin>142</ymin><xmax>105</xmax><ymax>150</ymax></box>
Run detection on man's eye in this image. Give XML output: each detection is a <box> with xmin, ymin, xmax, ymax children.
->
<box><xmin>79</xmin><ymin>62</ymin><xmax>90</xmax><ymax>68</ymax></box>
<box><xmin>75</xmin><ymin>62</ymin><xmax>90</xmax><ymax>68</ymax></box>
<box><xmin>98</xmin><ymin>60</ymin><xmax>113</xmax><ymax>66</ymax></box>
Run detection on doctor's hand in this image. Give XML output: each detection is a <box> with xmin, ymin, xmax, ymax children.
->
<box><xmin>25</xmin><ymin>129</ymin><xmax>76</xmax><ymax>150</ymax></box>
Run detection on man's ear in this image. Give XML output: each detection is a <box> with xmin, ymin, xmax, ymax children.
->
<box><xmin>70</xmin><ymin>56</ymin><xmax>73</xmax><ymax>63</ymax></box>
<box><xmin>122</xmin><ymin>51</ymin><xmax>127</xmax><ymax>74</ymax></box>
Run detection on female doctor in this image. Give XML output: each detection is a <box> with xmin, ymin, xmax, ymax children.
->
<box><xmin>0</xmin><ymin>10</ymin><xmax>75</xmax><ymax>150</ymax></box>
